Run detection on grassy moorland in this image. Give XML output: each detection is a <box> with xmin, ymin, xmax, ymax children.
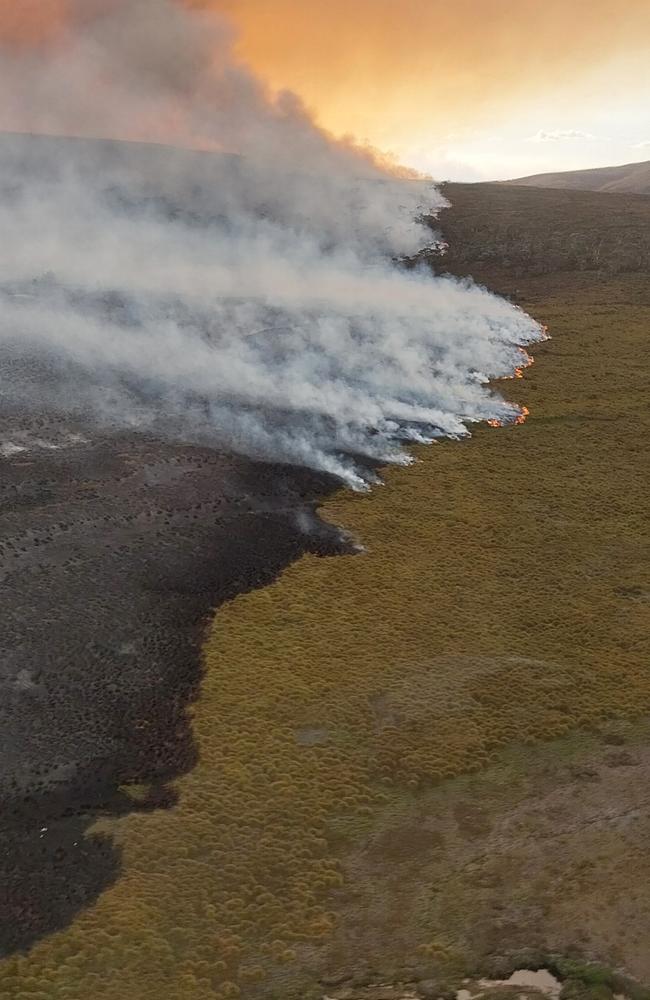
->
<box><xmin>503</xmin><ymin>158</ymin><xmax>650</xmax><ymax>195</ymax></box>
<box><xmin>2</xmin><ymin>183</ymin><xmax>650</xmax><ymax>1000</ymax></box>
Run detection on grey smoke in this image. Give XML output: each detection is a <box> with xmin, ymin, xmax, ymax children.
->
<box><xmin>0</xmin><ymin>1</ymin><xmax>543</xmax><ymax>489</ymax></box>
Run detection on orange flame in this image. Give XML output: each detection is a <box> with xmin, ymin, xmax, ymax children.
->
<box><xmin>486</xmin><ymin>335</ymin><xmax>541</xmax><ymax>429</ymax></box>
<box><xmin>486</xmin><ymin>403</ymin><xmax>529</xmax><ymax>429</ymax></box>
<box><xmin>502</xmin><ymin>347</ymin><xmax>535</xmax><ymax>380</ymax></box>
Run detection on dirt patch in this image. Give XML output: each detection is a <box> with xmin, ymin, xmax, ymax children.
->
<box><xmin>321</xmin><ymin>727</ymin><xmax>650</xmax><ymax>984</ymax></box>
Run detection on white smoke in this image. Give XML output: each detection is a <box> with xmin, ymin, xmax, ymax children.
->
<box><xmin>0</xmin><ymin>1</ymin><xmax>543</xmax><ymax>489</ymax></box>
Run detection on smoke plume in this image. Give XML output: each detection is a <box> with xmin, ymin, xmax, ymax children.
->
<box><xmin>0</xmin><ymin>0</ymin><xmax>543</xmax><ymax>489</ymax></box>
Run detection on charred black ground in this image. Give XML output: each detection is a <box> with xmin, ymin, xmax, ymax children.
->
<box><xmin>0</xmin><ymin>419</ymin><xmax>348</xmax><ymax>954</ymax></box>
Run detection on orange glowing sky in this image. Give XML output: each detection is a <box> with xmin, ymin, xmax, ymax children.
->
<box><xmin>1</xmin><ymin>0</ymin><xmax>649</xmax><ymax>179</ymax></box>
<box><xmin>211</xmin><ymin>0</ymin><xmax>650</xmax><ymax>178</ymax></box>
<box><xmin>0</xmin><ymin>0</ymin><xmax>67</xmax><ymax>45</ymax></box>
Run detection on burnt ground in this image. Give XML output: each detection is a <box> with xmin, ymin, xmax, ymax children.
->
<box><xmin>0</xmin><ymin>406</ymin><xmax>348</xmax><ymax>956</ymax></box>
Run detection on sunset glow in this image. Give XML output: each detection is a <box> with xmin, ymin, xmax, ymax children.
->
<box><xmin>213</xmin><ymin>0</ymin><xmax>650</xmax><ymax>178</ymax></box>
<box><xmin>0</xmin><ymin>0</ymin><xmax>648</xmax><ymax>177</ymax></box>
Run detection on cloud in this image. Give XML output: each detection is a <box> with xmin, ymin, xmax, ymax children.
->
<box><xmin>527</xmin><ymin>129</ymin><xmax>602</xmax><ymax>143</ymax></box>
<box><xmin>632</xmin><ymin>139</ymin><xmax>650</xmax><ymax>149</ymax></box>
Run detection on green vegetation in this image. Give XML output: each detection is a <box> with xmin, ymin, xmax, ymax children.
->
<box><xmin>2</xmin><ymin>184</ymin><xmax>650</xmax><ymax>998</ymax></box>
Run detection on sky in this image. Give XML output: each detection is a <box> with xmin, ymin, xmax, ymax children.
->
<box><xmin>1</xmin><ymin>0</ymin><xmax>649</xmax><ymax>180</ymax></box>
<box><xmin>212</xmin><ymin>0</ymin><xmax>650</xmax><ymax>180</ymax></box>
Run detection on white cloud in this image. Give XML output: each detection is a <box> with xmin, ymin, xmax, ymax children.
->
<box><xmin>632</xmin><ymin>139</ymin><xmax>650</xmax><ymax>149</ymax></box>
<box><xmin>527</xmin><ymin>129</ymin><xmax>602</xmax><ymax>143</ymax></box>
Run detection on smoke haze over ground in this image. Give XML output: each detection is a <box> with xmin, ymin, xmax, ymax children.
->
<box><xmin>0</xmin><ymin>0</ymin><xmax>543</xmax><ymax>489</ymax></box>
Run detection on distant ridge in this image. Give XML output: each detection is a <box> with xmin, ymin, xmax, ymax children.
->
<box><xmin>504</xmin><ymin>159</ymin><xmax>650</xmax><ymax>196</ymax></box>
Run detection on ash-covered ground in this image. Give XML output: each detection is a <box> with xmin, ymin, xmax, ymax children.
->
<box><xmin>0</xmin><ymin>399</ymin><xmax>348</xmax><ymax>955</ymax></box>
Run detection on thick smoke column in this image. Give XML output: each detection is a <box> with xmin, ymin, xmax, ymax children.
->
<box><xmin>0</xmin><ymin>0</ymin><xmax>543</xmax><ymax>489</ymax></box>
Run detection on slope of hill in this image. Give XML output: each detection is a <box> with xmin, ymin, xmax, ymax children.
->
<box><xmin>439</xmin><ymin>181</ymin><xmax>650</xmax><ymax>276</ymax></box>
<box><xmin>3</xmin><ymin>172</ymin><xmax>650</xmax><ymax>1000</ymax></box>
<box><xmin>505</xmin><ymin>158</ymin><xmax>650</xmax><ymax>195</ymax></box>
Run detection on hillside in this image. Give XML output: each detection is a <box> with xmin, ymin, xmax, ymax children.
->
<box><xmin>438</xmin><ymin>181</ymin><xmax>650</xmax><ymax>276</ymax></box>
<box><xmin>2</xmin><ymin>173</ymin><xmax>650</xmax><ymax>1000</ymax></box>
<box><xmin>505</xmin><ymin>158</ymin><xmax>650</xmax><ymax>195</ymax></box>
